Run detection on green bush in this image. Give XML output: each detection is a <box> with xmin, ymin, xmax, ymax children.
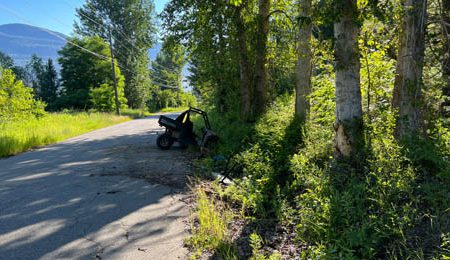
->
<box><xmin>210</xmin><ymin>91</ymin><xmax>450</xmax><ymax>258</ymax></box>
<box><xmin>89</xmin><ymin>83</ymin><xmax>128</xmax><ymax>112</ymax></box>
<box><xmin>0</xmin><ymin>68</ymin><xmax>46</xmax><ymax>122</ymax></box>
<box><xmin>147</xmin><ymin>89</ymin><xmax>197</xmax><ymax>112</ymax></box>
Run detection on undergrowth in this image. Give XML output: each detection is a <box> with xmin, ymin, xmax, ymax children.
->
<box><xmin>186</xmin><ymin>186</ymin><xmax>237</xmax><ymax>259</ymax></box>
<box><xmin>189</xmin><ymin>93</ymin><xmax>450</xmax><ymax>259</ymax></box>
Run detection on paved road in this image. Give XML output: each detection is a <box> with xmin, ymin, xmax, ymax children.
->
<box><xmin>0</xmin><ymin>115</ymin><xmax>191</xmax><ymax>260</ymax></box>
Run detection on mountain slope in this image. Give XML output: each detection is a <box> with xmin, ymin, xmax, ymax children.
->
<box><xmin>0</xmin><ymin>23</ymin><xmax>66</xmax><ymax>66</ymax></box>
<box><xmin>0</xmin><ymin>23</ymin><xmax>162</xmax><ymax>68</ymax></box>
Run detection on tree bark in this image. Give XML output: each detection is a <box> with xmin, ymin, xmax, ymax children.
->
<box><xmin>333</xmin><ymin>0</ymin><xmax>363</xmax><ymax>158</ymax></box>
<box><xmin>295</xmin><ymin>0</ymin><xmax>312</xmax><ymax>121</ymax></box>
<box><xmin>235</xmin><ymin>6</ymin><xmax>253</xmax><ymax>122</ymax></box>
<box><xmin>441</xmin><ymin>0</ymin><xmax>450</xmax><ymax>116</ymax></box>
<box><xmin>392</xmin><ymin>0</ymin><xmax>427</xmax><ymax>138</ymax></box>
<box><xmin>254</xmin><ymin>0</ymin><xmax>270</xmax><ymax>116</ymax></box>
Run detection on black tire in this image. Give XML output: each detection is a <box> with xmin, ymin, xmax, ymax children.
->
<box><xmin>157</xmin><ymin>133</ymin><xmax>173</xmax><ymax>150</ymax></box>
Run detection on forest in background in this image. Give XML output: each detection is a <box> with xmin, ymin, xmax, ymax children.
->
<box><xmin>0</xmin><ymin>0</ymin><xmax>196</xmax><ymax>116</ymax></box>
<box><xmin>160</xmin><ymin>0</ymin><xmax>450</xmax><ymax>258</ymax></box>
<box><xmin>0</xmin><ymin>0</ymin><xmax>197</xmax><ymax>157</ymax></box>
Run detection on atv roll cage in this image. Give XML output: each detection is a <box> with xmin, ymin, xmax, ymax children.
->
<box><xmin>156</xmin><ymin>107</ymin><xmax>217</xmax><ymax>151</ymax></box>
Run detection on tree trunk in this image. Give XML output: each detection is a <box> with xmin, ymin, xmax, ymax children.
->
<box><xmin>295</xmin><ymin>0</ymin><xmax>312</xmax><ymax>121</ymax></box>
<box><xmin>235</xmin><ymin>6</ymin><xmax>253</xmax><ymax>122</ymax></box>
<box><xmin>441</xmin><ymin>0</ymin><xmax>450</xmax><ymax>116</ymax></box>
<box><xmin>254</xmin><ymin>0</ymin><xmax>270</xmax><ymax>116</ymax></box>
<box><xmin>333</xmin><ymin>0</ymin><xmax>363</xmax><ymax>158</ymax></box>
<box><xmin>392</xmin><ymin>0</ymin><xmax>427</xmax><ymax>138</ymax></box>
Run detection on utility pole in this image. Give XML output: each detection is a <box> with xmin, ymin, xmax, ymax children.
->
<box><xmin>176</xmin><ymin>72</ymin><xmax>180</xmax><ymax>107</ymax></box>
<box><xmin>108</xmin><ymin>26</ymin><xmax>120</xmax><ymax>115</ymax></box>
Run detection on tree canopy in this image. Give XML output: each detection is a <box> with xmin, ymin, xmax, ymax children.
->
<box><xmin>75</xmin><ymin>0</ymin><xmax>156</xmax><ymax>108</ymax></box>
<box><xmin>58</xmin><ymin>36</ymin><xmax>126</xmax><ymax>110</ymax></box>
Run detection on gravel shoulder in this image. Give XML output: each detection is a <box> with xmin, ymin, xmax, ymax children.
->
<box><xmin>0</xmin><ymin>115</ymin><xmax>192</xmax><ymax>260</ymax></box>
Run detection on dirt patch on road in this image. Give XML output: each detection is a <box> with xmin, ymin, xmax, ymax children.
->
<box><xmin>98</xmin><ymin>143</ymin><xmax>195</xmax><ymax>190</ymax></box>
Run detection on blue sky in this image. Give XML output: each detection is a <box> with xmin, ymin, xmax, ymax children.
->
<box><xmin>0</xmin><ymin>0</ymin><xmax>169</xmax><ymax>35</ymax></box>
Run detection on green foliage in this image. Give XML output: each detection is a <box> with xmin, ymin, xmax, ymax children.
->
<box><xmin>185</xmin><ymin>187</ymin><xmax>237</xmax><ymax>259</ymax></box>
<box><xmin>39</xmin><ymin>59</ymin><xmax>59</xmax><ymax>110</ymax></box>
<box><xmin>148</xmin><ymin>89</ymin><xmax>197</xmax><ymax>112</ymax></box>
<box><xmin>0</xmin><ymin>112</ymin><xmax>129</xmax><ymax>157</ymax></box>
<box><xmin>150</xmin><ymin>42</ymin><xmax>185</xmax><ymax>90</ymax></box>
<box><xmin>163</xmin><ymin>0</ymin><xmax>450</xmax><ymax>258</ymax></box>
<box><xmin>0</xmin><ymin>69</ymin><xmax>46</xmax><ymax>123</ymax></box>
<box><xmin>89</xmin><ymin>82</ymin><xmax>127</xmax><ymax>112</ymax></box>
<box><xmin>0</xmin><ymin>51</ymin><xmax>14</xmax><ymax>69</ymax></box>
<box><xmin>58</xmin><ymin>36</ymin><xmax>125</xmax><ymax>110</ymax></box>
<box><xmin>210</xmin><ymin>90</ymin><xmax>449</xmax><ymax>258</ymax></box>
<box><xmin>0</xmin><ymin>51</ymin><xmax>31</xmax><ymax>84</ymax></box>
<box><xmin>248</xmin><ymin>232</ymin><xmax>281</xmax><ymax>260</ymax></box>
<box><xmin>161</xmin><ymin>0</ymin><xmax>241</xmax><ymax>112</ymax></box>
<box><xmin>75</xmin><ymin>0</ymin><xmax>156</xmax><ymax>108</ymax></box>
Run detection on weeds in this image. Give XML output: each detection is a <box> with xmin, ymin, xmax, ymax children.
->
<box><xmin>188</xmin><ymin>92</ymin><xmax>450</xmax><ymax>258</ymax></box>
<box><xmin>186</xmin><ymin>186</ymin><xmax>237</xmax><ymax>259</ymax></box>
<box><xmin>0</xmin><ymin>112</ymin><xmax>129</xmax><ymax>157</ymax></box>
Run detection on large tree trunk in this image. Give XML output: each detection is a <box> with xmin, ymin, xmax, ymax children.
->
<box><xmin>333</xmin><ymin>0</ymin><xmax>363</xmax><ymax>158</ymax></box>
<box><xmin>392</xmin><ymin>0</ymin><xmax>427</xmax><ymax>138</ymax></box>
<box><xmin>295</xmin><ymin>0</ymin><xmax>312</xmax><ymax>121</ymax></box>
<box><xmin>441</xmin><ymin>0</ymin><xmax>450</xmax><ymax>116</ymax></box>
<box><xmin>235</xmin><ymin>6</ymin><xmax>253</xmax><ymax>122</ymax></box>
<box><xmin>254</xmin><ymin>0</ymin><xmax>270</xmax><ymax>116</ymax></box>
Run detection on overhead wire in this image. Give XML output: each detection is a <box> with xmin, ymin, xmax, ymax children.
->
<box><xmin>61</xmin><ymin>0</ymin><xmax>181</xmax><ymax>79</ymax></box>
<box><xmin>61</xmin><ymin>0</ymin><xmax>145</xmax><ymax>53</ymax></box>
<box><xmin>0</xmin><ymin>3</ymin><xmax>184</xmax><ymax>90</ymax></box>
<box><xmin>0</xmin><ymin>4</ymin><xmax>110</xmax><ymax>62</ymax></box>
<box><xmin>61</xmin><ymin>0</ymin><xmax>183</xmax><ymax>77</ymax></box>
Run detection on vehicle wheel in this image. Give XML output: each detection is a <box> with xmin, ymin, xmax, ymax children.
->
<box><xmin>157</xmin><ymin>134</ymin><xmax>173</xmax><ymax>150</ymax></box>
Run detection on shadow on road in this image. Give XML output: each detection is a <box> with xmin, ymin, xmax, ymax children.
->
<box><xmin>0</xmin><ymin>120</ymin><xmax>191</xmax><ymax>259</ymax></box>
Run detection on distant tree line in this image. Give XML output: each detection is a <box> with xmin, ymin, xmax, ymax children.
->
<box><xmin>0</xmin><ymin>0</ymin><xmax>197</xmax><ymax>115</ymax></box>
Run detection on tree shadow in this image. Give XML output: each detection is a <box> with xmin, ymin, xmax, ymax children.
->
<box><xmin>395</xmin><ymin>136</ymin><xmax>450</xmax><ymax>257</ymax></box>
<box><xmin>208</xmin><ymin>116</ymin><xmax>305</xmax><ymax>259</ymax></box>
<box><xmin>0</xmin><ymin>119</ymin><xmax>191</xmax><ymax>259</ymax></box>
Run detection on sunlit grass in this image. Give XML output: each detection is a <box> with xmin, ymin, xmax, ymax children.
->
<box><xmin>159</xmin><ymin>106</ymin><xmax>189</xmax><ymax>113</ymax></box>
<box><xmin>185</xmin><ymin>186</ymin><xmax>237</xmax><ymax>259</ymax></box>
<box><xmin>120</xmin><ymin>107</ymin><xmax>188</xmax><ymax>119</ymax></box>
<box><xmin>0</xmin><ymin>113</ymin><xmax>130</xmax><ymax>157</ymax></box>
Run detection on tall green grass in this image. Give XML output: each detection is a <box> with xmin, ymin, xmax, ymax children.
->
<box><xmin>0</xmin><ymin>113</ymin><xmax>130</xmax><ymax>157</ymax></box>
<box><xmin>185</xmin><ymin>187</ymin><xmax>237</xmax><ymax>259</ymax></box>
<box><xmin>120</xmin><ymin>107</ymin><xmax>189</xmax><ymax>119</ymax></box>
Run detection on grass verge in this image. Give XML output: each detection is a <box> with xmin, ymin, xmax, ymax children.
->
<box><xmin>158</xmin><ymin>106</ymin><xmax>190</xmax><ymax>113</ymax></box>
<box><xmin>185</xmin><ymin>183</ymin><xmax>237</xmax><ymax>259</ymax></box>
<box><xmin>121</xmin><ymin>107</ymin><xmax>189</xmax><ymax>119</ymax></box>
<box><xmin>0</xmin><ymin>112</ymin><xmax>130</xmax><ymax>157</ymax></box>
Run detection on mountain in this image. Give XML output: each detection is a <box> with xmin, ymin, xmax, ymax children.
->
<box><xmin>0</xmin><ymin>23</ymin><xmax>66</xmax><ymax>67</ymax></box>
<box><xmin>0</xmin><ymin>23</ymin><xmax>162</xmax><ymax>68</ymax></box>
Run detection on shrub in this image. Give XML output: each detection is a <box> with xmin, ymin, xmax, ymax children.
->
<box><xmin>89</xmin><ymin>83</ymin><xmax>128</xmax><ymax>112</ymax></box>
<box><xmin>0</xmin><ymin>68</ymin><xmax>46</xmax><ymax>123</ymax></box>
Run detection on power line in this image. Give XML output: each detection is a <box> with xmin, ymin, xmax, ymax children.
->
<box><xmin>0</xmin><ymin>3</ymin><xmax>186</xmax><ymax>91</ymax></box>
<box><xmin>22</xmin><ymin>0</ymin><xmax>73</xmax><ymax>32</ymax></box>
<box><xmin>150</xmin><ymin>61</ymin><xmax>181</xmax><ymax>74</ymax></box>
<box><xmin>61</xmin><ymin>0</ymin><xmax>144</xmax><ymax>53</ymax></box>
<box><xmin>152</xmin><ymin>81</ymin><xmax>181</xmax><ymax>90</ymax></box>
<box><xmin>0</xmin><ymin>3</ymin><xmax>141</xmax><ymax>81</ymax></box>
<box><xmin>0</xmin><ymin>4</ymin><xmax>111</xmax><ymax>62</ymax></box>
<box><xmin>62</xmin><ymin>0</ymin><xmax>183</xmax><ymax>76</ymax></box>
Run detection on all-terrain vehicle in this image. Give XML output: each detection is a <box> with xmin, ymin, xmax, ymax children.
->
<box><xmin>157</xmin><ymin>108</ymin><xmax>217</xmax><ymax>152</ymax></box>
